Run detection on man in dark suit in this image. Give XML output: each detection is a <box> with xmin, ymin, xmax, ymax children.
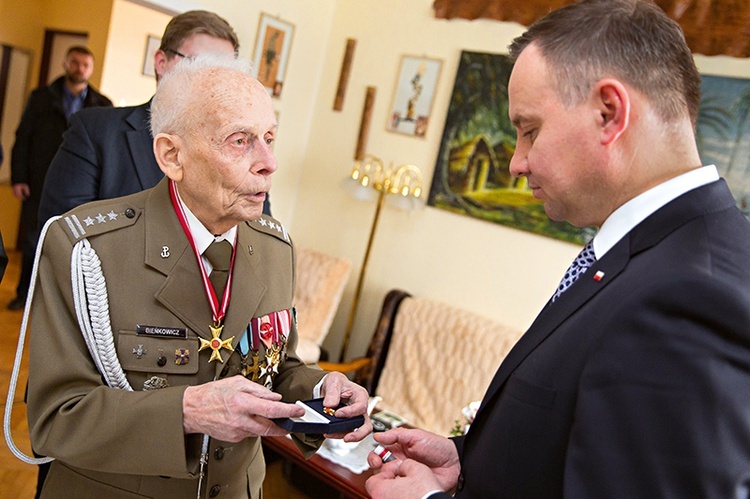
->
<box><xmin>38</xmin><ymin>11</ymin><xmax>271</xmax><ymax>237</ymax></box>
<box><xmin>366</xmin><ymin>1</ymin><xmax>750</xmax><ymax>497</ymax></box>
<box><xmin>8</xmin><ymin>46</ymin><xmax>112</xmax><ymax>310</ymax></box>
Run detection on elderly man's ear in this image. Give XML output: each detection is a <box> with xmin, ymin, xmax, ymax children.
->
<box><xmin>154</xmin><ymin>134</ymin><xmax>184</xmax><ymax>182</ymax></box>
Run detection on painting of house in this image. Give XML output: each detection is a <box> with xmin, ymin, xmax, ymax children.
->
<box><xmin>427</xmin><ymin>50</ymin><xmax>593</xmax><ymax>244</ymax></box>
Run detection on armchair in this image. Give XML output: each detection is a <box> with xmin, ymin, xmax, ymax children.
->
<box><xmin>293</xmin><ymin>246</ymin><xmax>352</xmax><ymax>364</ymax></box>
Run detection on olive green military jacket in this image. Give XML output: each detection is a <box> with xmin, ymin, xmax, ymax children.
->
<box><xmin>27</xmin><ymin>178</ymin><xmax>326</xmax><ymax>498</ymax></box>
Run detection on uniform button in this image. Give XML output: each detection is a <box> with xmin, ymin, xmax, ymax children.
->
<box><xmin>457</xmin><ymin>473</ymin><xmax>465</xmax><ymax>491</ymax></box>
<box><xmin>157</xmin><ymin>356</ymin><xmax>167</xmax><ymax>367</ymax></box>
<box><xmin>214</xmin><ymin>447</ymin><xmax>225</xmax><ymax>460</ymax></box>
<box><xmin>209</xmin><ymin>485</ymin><xmax>221</xmax><ymax>497</ymax></box>
<box><xmin>125</xmin><ymin>208</ymin><xmax>135</xmax><ymax>218</ymax></box>
<box><xmin>220</xmin><ymin>365</ymin><xmax>229</xmax><ymax>377</ymax></box>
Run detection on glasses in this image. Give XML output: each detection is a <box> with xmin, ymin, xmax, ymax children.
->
<box><xmin>165</xmin><ymin>48</ymin><xmax>191</xmax><ymax>60</ymax></box>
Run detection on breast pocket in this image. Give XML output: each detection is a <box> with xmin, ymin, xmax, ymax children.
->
<box><xmin>117</xmin><ymin>330</ymin><xmax>200</xmax><ymax>375</ymax></box>
<box><xmin>505</xmin><ymin>375</ymin><xmax>557</xmax><ymax>410</ymax></box>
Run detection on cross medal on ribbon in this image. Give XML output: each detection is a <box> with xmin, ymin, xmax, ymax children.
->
<box><xmin>169</xmin><ymin>180</ymin><xmax>236</xmax><ymax>364</ymax></box>
<box><xmin>201</xmin><ymin>323</ymin><xmax>234</xmax><ymax>363</ymax></box>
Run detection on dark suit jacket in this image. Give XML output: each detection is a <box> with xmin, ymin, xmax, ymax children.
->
<box><xmin>38</xmin><ymin>101</ymin><xmax>272</xmax><ymax>225</ymax></box>
<box><xmin>11</xmin><ymin>76</ymin><xmax>112</xmax><ymax>232</ymax></box>
<box><xmin>441</xmin><ymin>179</ymin><xmax>750</xmax><ymax>498</ymax></box>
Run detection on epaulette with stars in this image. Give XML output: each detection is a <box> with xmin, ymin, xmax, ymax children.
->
<box><xmin>247</xmin><ymin>216</ymin><xmax>290</xmax><ymax>244</ymax></box>
<box><xmin>58</xmin><ymin>201</ymin><xmax>141</xmax><ymax>244</ymax></box>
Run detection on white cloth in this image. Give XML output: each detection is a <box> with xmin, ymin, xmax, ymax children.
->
<box><xmin>313</xmin><ymin>433</ymin><xmax>380</xmax><ymax>474</ymax></box>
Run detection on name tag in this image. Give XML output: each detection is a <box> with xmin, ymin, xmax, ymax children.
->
<box><xmin>136</xmin><ymin>324</ymin><xmax>187</xmax><ymax>339</ymax></box>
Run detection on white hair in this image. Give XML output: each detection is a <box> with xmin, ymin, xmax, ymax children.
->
<box><xmin>150</xmin><ymin>53</ymin><xmax>253</xmax><ymax>136</ymax></box>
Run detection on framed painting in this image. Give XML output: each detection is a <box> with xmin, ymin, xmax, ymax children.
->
<box><xmin>142</xmin><ymin>35</ymin><xmax>160</xmax><ymax>77</ymax></box>
<box><xmin>697</xmin><ymin>74</ymin><xmax>750</xmax><ymax>215</ymax></box>
<box><xmin>251</xmin><ymin>13</ymin><xmax>295</xmax><ymax>98</ymax></box>
<box><xmin>387</xmin><ymin>55</ymin><xmax>442</xmax><ymax>138</ymax></box>
<box><xmin>427</xmin><ymin>50</ymin><xmax>592</xmax><ymax>244</ymax></box>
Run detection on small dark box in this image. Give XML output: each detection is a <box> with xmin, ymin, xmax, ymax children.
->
<box><xmin>273</xmin><ymin>398</ymin><xmax>365</xmax><ymax>434</ymax></box>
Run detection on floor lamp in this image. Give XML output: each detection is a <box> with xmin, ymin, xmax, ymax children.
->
<box><xmin>339</xmin><ymin>154</ymin><xmax>423</xmax><ymax>361</ymax></box>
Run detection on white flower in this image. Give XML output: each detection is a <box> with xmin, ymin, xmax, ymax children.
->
<box><xmin>451</xmin><ymin>401</ymin><xmax>481</xmax><ymax>436</ymax></box>
<box><xmin>461</xmin><ymin>401</ymin><xmax>480</xmax><ymax>424</ymax></box>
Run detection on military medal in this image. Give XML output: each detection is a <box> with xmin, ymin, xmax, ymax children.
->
<box><xmin>242</xmin><ymin>313</ymin><xmax>292</xmax><ymax>388</ymax></box>
<box><xmin>169</xmin><ymin>180</ymin><xmax>238</xmax><ymax>365</ymax></box>
<box><xmin>248</xmin><ymin>352</ymin><xmax>262</xmax><ymax>381</ymax></box>
<box><xmin>241</xmin><ymin>351</ymin><xmax>262</xmax><ymax>381</ymax></box>
<box><xmin>199</xmin><ymin>323</ymin><xmax>235</xmax><ymax>363</ymax></box>
<box><xmin>262</xmin><ymin>346</ymin><xmax>282</xmax><ymax>386</ymax></box>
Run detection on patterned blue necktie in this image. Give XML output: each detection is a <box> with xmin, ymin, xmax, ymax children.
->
<box><xmin>552</xmin><ymin>241</ymin><xmax>596</xmax><ymax>302</ymax></box>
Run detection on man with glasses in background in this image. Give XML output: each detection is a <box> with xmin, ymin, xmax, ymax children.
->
<box><xmin>38</xmin><ymin>10</ymin><xmax>272</xmax><ymax>234</ymax></box>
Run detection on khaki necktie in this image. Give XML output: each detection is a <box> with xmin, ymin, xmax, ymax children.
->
<box><xmin>204</xmin><ymin>240</ymin><xmax>233</xmax><ymax>299</ymax></box>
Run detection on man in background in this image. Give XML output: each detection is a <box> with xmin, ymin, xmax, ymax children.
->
<box><xmin>366</xmin><ymin>0</ymin><xmax>750</xmax><ymax>497</ymax></box>
<box><xmin>37</xmin><ymin>10</ymin><xmax>271</xmax><ymax>238</ymax></box>
<box><xmin>8</xmin><ymin>46</ymin><xmax>112</xmax><ymax>310</ymax></box>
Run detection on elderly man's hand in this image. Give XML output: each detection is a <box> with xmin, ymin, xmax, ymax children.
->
<box><xmin>182</xmin><ymin>376</ymin><xmax>304</xmax><ymax>442</ymax></box>
<box><xmin>320</xmin><ymin>371</ymin><xmax>373</xmax><ymax>442</ymax></box>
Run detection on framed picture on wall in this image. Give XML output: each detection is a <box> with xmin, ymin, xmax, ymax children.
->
<box><xmin>427</xmin><ymin>50</ymin><xmax>593</xmax><ymax>245</ymax></box>
<box><xmin>387</xmin><ymin>55</ymin><xmax>442</xmax><ymax>138</ymax></box>
<box><xmin>251</xmin><ymin>13</ymin><xmax>295</xmax><ymax>98</ymax></box>
<box><xmin>142</xmin><ymin>35</ymin><xmax>160</xmax><ymax>77</ymax></box>
<box><xmin>697</xmin><ymin>74</ymin><xmax>750</xmax><ymax>215</ymax></box>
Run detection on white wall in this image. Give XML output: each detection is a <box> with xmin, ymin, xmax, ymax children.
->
<box><xmin>193</xmin><ymin>0</ymin><xmax>338</xmax><ymax>231</ymax></box>
<box><xmin>177</xmin><ymin>0</ymin><xmax>750</xmax><ymax>361</ymax></box>
<box><xmin>100</xmin><ymin>0</ymin><xmax>172</xmax><ymax>106</ymax></box>
<box><xmin>184</xmin><ymin>0</ymin><xmax>574</xmax><ymax>361</ymax></box>
<box><xmin>0</xmin><ymin>48</ymin><xmax>32</xmax><ymax>183</ymax></box>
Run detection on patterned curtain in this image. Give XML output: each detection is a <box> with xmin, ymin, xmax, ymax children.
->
<box><xmin>432</xmin><ymin>0</ymin><xmax>750</xmax><ymax>58</ymax></box>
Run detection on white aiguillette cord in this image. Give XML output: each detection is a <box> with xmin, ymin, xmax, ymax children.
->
<box><xmin>4</xmin><ymin>217</ymin><xmax>58</xmax><ymax>465</ymax></box>
<box><xmin>4</xmin><ymin>215</ymin><xmax>133</xmax><ymax>465</ymax></box>
<box><xmin>3</xmin><ymin>212</ymin><xmax>211</xmax><ymax>496</ymax></box>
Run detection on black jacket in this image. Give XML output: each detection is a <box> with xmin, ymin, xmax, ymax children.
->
<box><xmin>11</xmin><ymin>76</ymin><xmax>112</xmax><ymax>229</ymax></box>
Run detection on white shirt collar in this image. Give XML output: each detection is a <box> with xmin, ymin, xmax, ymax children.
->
<box><xmin>174</xmin><ymin>185</ymin><xmax>236</xmax><ymax>257</ymax></box>
<box><xmin>593</xmin><ymin>165</ymin><xmax>719</xmax><ymax>258</ymax></box>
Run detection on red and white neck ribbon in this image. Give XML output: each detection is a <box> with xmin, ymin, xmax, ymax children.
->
<box><xmin>169</xmin><ymin>180</ymin><xmax>237</xmax><ymax>325</ymax></box>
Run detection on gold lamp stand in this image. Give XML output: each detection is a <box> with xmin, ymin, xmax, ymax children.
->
<box><xmin>339</xmin><ymin>154</ymin><xmax>422</xmax><ymax>361</ymax></box>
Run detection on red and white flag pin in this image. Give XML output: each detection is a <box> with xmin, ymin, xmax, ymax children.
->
<box><xmin>593</xmin><ymin>270</ymin><xmax>605</xmax><ymax>282</ymax></box>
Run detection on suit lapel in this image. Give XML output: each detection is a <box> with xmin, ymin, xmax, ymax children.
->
<box><xmin>473</xmin><ymin>179</ymin><xmax>736</xmax><ymax>424</ymax></box>
<box><xmin>125</xmin><ymin>102</ymin><xmax>163</xmax><ymax>190</ymax></box>
<box><xmin>145</xmin><ymin>180</ymin><xmax>212</xmax><ymax>338</ymax></box>
<box><xmin>144</xmin><ymin>184</ymin><xmax>269</xmax><ymax>376</ymax></box>
<box><xmin>476</xmin><ymin>238</ymin><xmax>630</xmax><ymax>415</ymax></box>
<box><xmin>49</xmin><ymin>78</ymin><xmax>67</xmax><ymax>119</ymax></box>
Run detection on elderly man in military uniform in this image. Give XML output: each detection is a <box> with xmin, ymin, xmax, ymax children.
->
<box><xmin>25</xmin><ymin>54</ymin><xmax>371</xmax><ymax>498</ymax></box>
